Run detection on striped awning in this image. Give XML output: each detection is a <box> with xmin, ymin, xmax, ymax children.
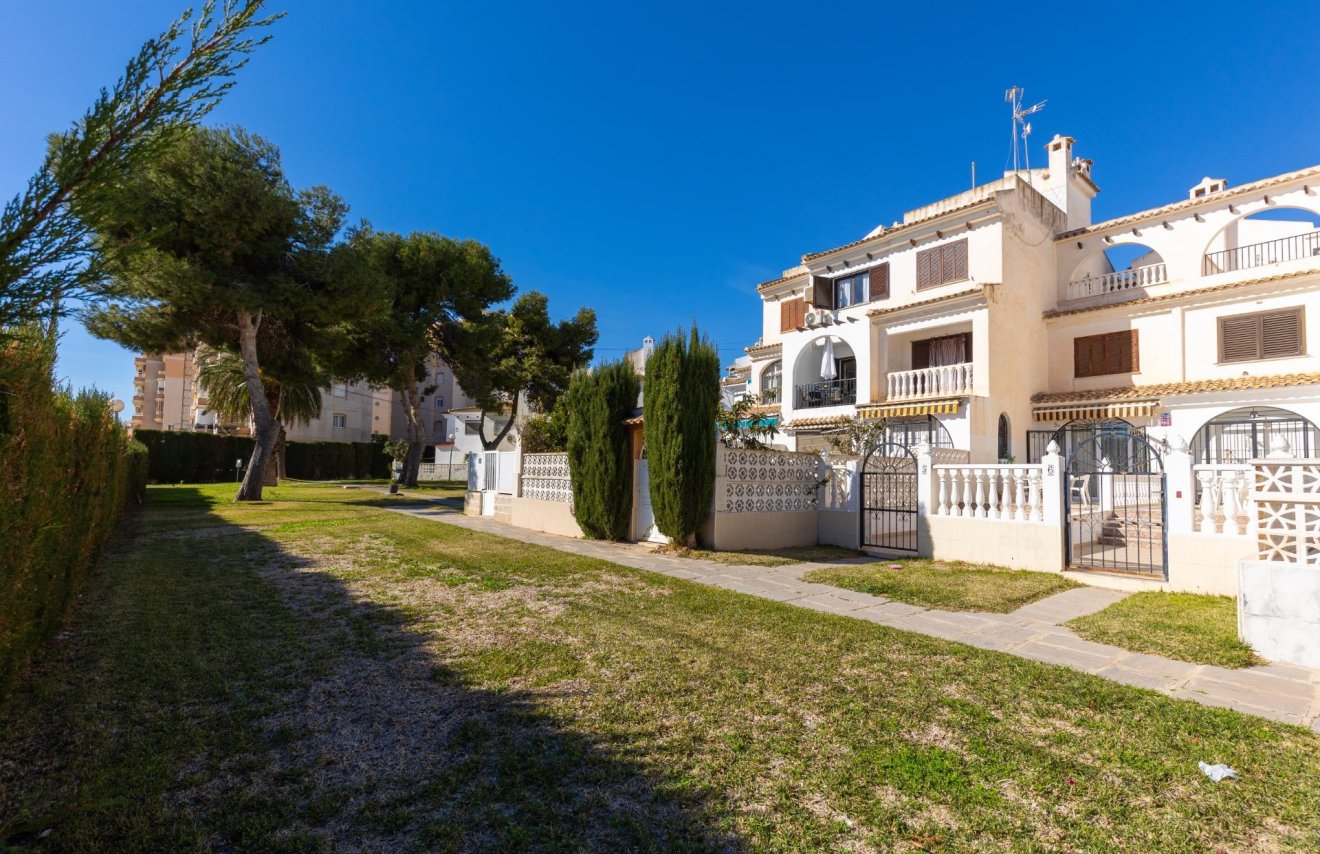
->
<box><xmin>857</xmin><ymin>399</ymin><xmax>961</xmax><ymax>420</ymax></box>
<box><xmin>1031</xmin><ymin>400</ymin><xmax>1159</xmax><ymax>422</ymax></box>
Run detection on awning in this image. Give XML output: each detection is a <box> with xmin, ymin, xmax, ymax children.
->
<box><xmin>857</xmin><ymin>399</ymin><xmax>961</xmax><ymax>420</ymax></box>
<box><xmin>1032</xmin><ymin>400</ymin><xmax>1159</xmax><ymax>422</ymax></box>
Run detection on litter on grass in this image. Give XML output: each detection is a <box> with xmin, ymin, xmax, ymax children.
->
<box><xmin>1198</xmin><ymin>761</ymin><xmax>1238</xmax><ymax>782</ymax></box>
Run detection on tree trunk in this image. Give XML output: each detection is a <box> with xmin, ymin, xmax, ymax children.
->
<box><xmin>265</xmin><ymin>423</ymin><xmax>286</xmax><ymax>485</ymax></box>
<box><xmin>235</xmin><ymin>311</ymin><xmax>278</xmax><ymax>501</ymax></box>
<box><xmin>401</xmin><ymin>382</ymin><xmax>425</xmax><ymax>487</ymax></box>
<box><xmin>479</xmin><ymin>394</ymin><xmax>519</xmax><ymax>451</ymax></box>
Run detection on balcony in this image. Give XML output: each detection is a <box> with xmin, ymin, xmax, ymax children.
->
<box><xmin>1067</xmin><ymin>262</ymin><xmax>1167</xmax><ymax>301</ymax></box>
<box><xmin>887</xmin><ymin>362</ymin><xmax>973</xmax><ymax>402</ymax></box>
<box><xmin>795</xmin><ymin>377</ymin><xmax>856</xmax><ymax>409</ymax></box>
<box><xmin>1204</xmin><ymin>229</ymin><xmax>1320</xmax><ymax>276</ymax></box>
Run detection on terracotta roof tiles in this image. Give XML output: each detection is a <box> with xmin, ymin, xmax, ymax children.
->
<box><xmin>1032</xmin><ymin>372</ymin><xmax>1320</xmax><ymax>405</ymax></box>
<box><xmin>1044</xmin><ymin>268</ymin><xmax>1320</xmax><ymax>319</ymax></box>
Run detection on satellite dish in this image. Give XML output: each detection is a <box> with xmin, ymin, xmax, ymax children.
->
<box><xmin>110</xmin><ymin>399</ymin><xmax>125</xmax><ymax>414</ymax></box>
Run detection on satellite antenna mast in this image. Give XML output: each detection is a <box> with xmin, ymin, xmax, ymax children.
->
<box><xmin>1005</xmin><ymin>86</ymin><xmax>1046</xmax><ymax>181</ymax></box>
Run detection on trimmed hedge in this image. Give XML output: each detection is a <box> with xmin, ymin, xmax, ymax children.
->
<box><xmin>1</xmin><ymin>333</ymin><xmax>148</xmax><ymax>698</ymax></box>
<box><xmin>134</xmin><ymin>429</ymin><xmax>389</xmax><ymax>483</ymax></box>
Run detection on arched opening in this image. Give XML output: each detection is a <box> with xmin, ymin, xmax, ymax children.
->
<box><xmin>792</xmin><ymin>336</ymin><xmax>856</xmax><ymax>409</ymax></box>
<box><xmin>1068</xmin><ymin>243</ymin><xmax>1166</xmax><ymax>299</ymax></box>
<box><xmin>759</xmin><ymin>360</ymin><xmax>782</xmax><ymax>405</ymax></box>
<box><xmin>997</xmin><ymin>413</ymin><xmax>1011</xmax><ymax>462</ymax></box>
<box><xmin>1204</xmin><ymin>206</ymin><xmax>1320</xmax><ymax>275</ymax></box>
<box><xmin>883</xmin><ymin>415</ymin><xmax>953</xmax><ymax>450</ymax></box>
<box><xmin>1190</xmin><ymin>406</ymin><xmax>1319</xmax><ymax>463</ymax></box>
<box><xmin>1026</xmin><ymin>418</ymin><xmax>1139</xmax><ymax>463</ymax></box>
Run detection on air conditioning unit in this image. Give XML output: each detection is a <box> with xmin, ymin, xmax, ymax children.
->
<box><xmin>804</xmin><ymin>310</ymin><xmax>818</xmax><ymax>327</ymax></box>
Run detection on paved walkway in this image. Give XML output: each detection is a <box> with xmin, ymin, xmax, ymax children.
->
<box><xmin>368</xmin><ymin>491</ymin><xmax>1320</xmax><ymax>731</ymax></box>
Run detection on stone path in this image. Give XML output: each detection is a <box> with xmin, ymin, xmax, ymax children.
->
<box><xmin>367</xmin><ymin>491</ymin><xmax>1320</xmax><ymax>731</ymax></box>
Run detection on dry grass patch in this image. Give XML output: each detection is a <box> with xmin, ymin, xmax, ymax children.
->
<box><xmin>655</xmin><ymin>544</ymin><xmax>865</xmax><ymax>567</ymax></box>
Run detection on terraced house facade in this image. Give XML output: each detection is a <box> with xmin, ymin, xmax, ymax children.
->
<box><xmin>744</xmin><ymin>135</ymin><xmax>1320</xmax><ymax>468</ymax></box>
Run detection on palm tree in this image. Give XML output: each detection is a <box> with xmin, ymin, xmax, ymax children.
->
<box><xmin>196</xmin><ymin>347</ymin><xmax>323</xmax><ymax>483</ymax></box>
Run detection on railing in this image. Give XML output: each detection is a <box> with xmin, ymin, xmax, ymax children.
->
<box><xmin>1203</xmin><ymin>229</ymin><xmax>1320</xmax><ymax>276</ymax></box>
<box><xmin>1068</xmin><ymin>262</ymin><xmax>1167</xmax><ymax>300</ymax></box>
<box><xmin>887</xmin><ymin>363</ymin><xmax>973</xmax><ymax>401</ymax></box>
<box><xmin>795</xmin><ymin>377</ymin><xmax>856</xmax><ymax>409</ymax></box>
<box><xmin>1193</xmin><ymin>464</ymin><xmax>1252</xmax><ymax>536</ymax></box>
<box><xmin>934</xmin><ymin>464</ymin><xmax>1045</xmax><ymax>522</ymax></box>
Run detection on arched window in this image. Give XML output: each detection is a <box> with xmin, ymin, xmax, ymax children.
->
<box><xmin>1204</xmin><ymin>207</ymin><xmax>1320</xmax><ymax>275</ymax></box>
<box><xmin>998</xmin><ymin>413</ymin><xmax>1011</xmax><ymax>461</ymax></box>
<box><xmin>883</xmin><ymin>416</ymin><xmax>953</xmax><ymax>449</ymax></box>
<box><xmin>760</xmin><ymin>361</ymin><xmax>782</xmax><ymax>405</ymax></box>
<box><xmin>1190</xmin><ymin>407</ymin><xmax>1319</xmax><ymax>463</ymax></box>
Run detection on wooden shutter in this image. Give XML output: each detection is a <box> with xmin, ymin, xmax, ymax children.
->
<box><xmin>810</xmin><ymin>275</ymin><xmax>835</xmax><ymax>309</ymax></box>
<box><xmin>1074</xmin><ymin>330</ymin><xmax>1137</xmax><ymax>377</ymax></box>
<box><xmin>871</xmin><ymin>263</ymin><xmax>890</xmax><ymax>299</ymax></box>
<box><xmin>1262</xmin><ymin>308</ymin><xmax>1304</xmax><ymax>358</ymax></box>
<box><xmin>1103</xmin><ymin>331</ymin><xmax>1129</xmax><ymax>375</ymax></box>
<box><xmin>916</xmin><ymin>247</ymin><xmax>935</xmax><ymax>290</ymax></box>
<box><xmin>1219</xmin><ymin>314</ymin><xmax>1262</xmax><ymax>362</ymax></box>
<box><xmin>948</xmin><ymin>239</ymin><xmax>968</xmax><ymax>282</ymax></box>
<box><xmin>780</xmin><ymin>297</ymin><xmax>807</xmax><ymax>333</ymax></box>
<box><xmin>912</xmin><ymin>339</ymin><xmax>931</xmax><ymax>370</ymax></box>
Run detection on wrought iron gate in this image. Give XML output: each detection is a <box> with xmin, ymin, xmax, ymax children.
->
<box><xmin>1065</xmin><ymin>434</ymin><xmax>1167</xmax><ymax>578</ymax></box>
<box><xmin>860</xmin><ymin>442</ymin><xmax>919</xmax><ymax>553</ymax></box>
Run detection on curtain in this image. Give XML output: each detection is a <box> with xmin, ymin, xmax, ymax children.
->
<box><xmin>929</xmin><ymin>334</ymin><xmax>965</xmax><ymax>367</ymax></box>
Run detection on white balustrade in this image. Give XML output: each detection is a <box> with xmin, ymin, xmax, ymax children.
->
<box><xmin>932</xmin><ymin>464</ymin><xmax>1046</xmax><ymax>522</ymax></box>
<box><xmin>886</xmin><ymin>362</ymin><xmax>974</xmax><ymax>402</ymax></box>
<box><xmin>1067</xmin><ymin>262</ymin><xmax>1167</xmax><ymax>301</ymax></box>
<box><xmin>1193</xmin><ymin>464</ymin><xmax>1253</xmax><ymax>537</ymax></box>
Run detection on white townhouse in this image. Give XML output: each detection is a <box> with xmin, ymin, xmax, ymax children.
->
<box><xmin>743</xmin><ymin>135</ymin><xmax>1320</xmax><ymax>468</ymax></box>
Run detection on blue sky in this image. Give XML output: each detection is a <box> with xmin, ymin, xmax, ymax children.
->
<box><xmin>4</xmin><ymin>1</ymin><xmax>1320</xmax><ymax>414</ymax></box>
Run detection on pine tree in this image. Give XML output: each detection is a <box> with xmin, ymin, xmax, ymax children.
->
<box><xmin>644</xmin><ymin>327</ymin><xmax>720</xmax><ymax>544</ymax></box>
<box><xmin>566</xmin><ymin>360</ymin><xmax>639</xmax><ymax>540</ymax></box>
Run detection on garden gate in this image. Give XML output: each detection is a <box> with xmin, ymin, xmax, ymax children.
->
<box><xmin>1065</xmin><ymin>433</ymin><xmax>1167</xmax><ymax>578</ymax></box>
<box><xmin>860</xmin><ymin>442</ymin><xmax>919</xmax><ymax>553</ymax></box>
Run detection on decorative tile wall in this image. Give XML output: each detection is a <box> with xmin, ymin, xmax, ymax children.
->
<box><xmin>522</xmin><ymin>453</ymin><xmax>573</xmax><ymax>504</ymax></box>
<box><xmin>720</xmin><ymin>448</ymin><xmax>820</xmax><ymax>513</ymax></box>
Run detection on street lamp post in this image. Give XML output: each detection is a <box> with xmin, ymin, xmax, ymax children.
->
<box><xmin>447</xmin><ymin>432</ymin><xmax>456</xmax><ymax>480</ymax></box>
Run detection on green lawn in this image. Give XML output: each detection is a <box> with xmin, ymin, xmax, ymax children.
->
<box><xmin>1069</xmin><ymin>592</ymin><xmax>1264</xmax><ymax>669</ymax></box>
<box><xmin>658</xmin><ymin>544</ymin><xmax>864</xmax><ymax>567</ymax></box>
<box><xmin>2</xmin><ymin>484</ymin><xmax>1318</xmax><ymax>850</ymax></box>
<box><xmin>805</xmin><ymin>559</ymin><xmax>1079</xmax><ymax>613</ymax></box>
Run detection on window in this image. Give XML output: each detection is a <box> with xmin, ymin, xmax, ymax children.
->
<box><xmin>464</xmin><ymin>421</ymin><xmax>481</xmax><ymax>435</ymax></box>
<box><xmin>433</xmin><ymin>420</ymin><xmax>444</xmax><ymax>433</ymax></box>
<box><xmin>833</xmin><ymin>271</ymin><xmax>869</xmax><ymax>308</ymax></box>
<box><xmin>912</xmin><ymin>333</ymin><xmax>971</xmax><ymax>369</ymax></box>
<box><xmin>916</xmin><ymin>239</ymin><xmax>969</xmax><ymax>290</ymax></box>
<box><xmin>1074</xmin><ymin>330</ymin><xmax>1139</xmax><ymax>378</ymax></box>
<box><xmin>1218</xmin><ymin>307</ymin><xmax>1305</xmax><ymax>363</ymax></box>
<box><xmin>436</xmin><ymin>396</ymin><xmax>445</xmax><ymax>408</ymax></box>
<box><xmin>332</xmin><ymin>413</ymin><xmax>346</xmax><ymax>428</ymax></box>
<box><xmin>761</xmin><ymin>361</ymin><xmax>782</xmax><ymax>405</ymax></box>
<box><xmin>779</xmin><ymin>297</ymin><xmax>807</xmax><ymax>332</ymax></box>
<box><xmin>998</xmin><ymin>414</ymin><xmax>1011</xmax><ymax>462</ymax></box>
<box><xmin>332</xmin><ymin>383</ymin><xmax>348</xmax><ymax>398</ymax></box>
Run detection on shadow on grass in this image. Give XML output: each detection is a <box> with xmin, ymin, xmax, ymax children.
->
<box><xmin>0</xmin><ymin>487</ymin><xmax>736</xmax><ymax>851</ymax></box>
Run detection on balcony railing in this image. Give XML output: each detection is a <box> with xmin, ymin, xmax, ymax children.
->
<box><xmin>1068</xmin><ymin>262</ymin><xmax>1166</xmax><ymax>301</ymax></box>
<box><xmin>887</xmin><ymin>362</ymin><xmax>973</xmax><ymax>401</ymax></box>
<box><xmin>795</xmin><ymin>377</ymin><xmax>856</xmax><ymax>409</ymax></box>
<box><xmin>1204</xmin><ymin>229</ymin><xmax>1320</xmax><ymax>275</ymax></box>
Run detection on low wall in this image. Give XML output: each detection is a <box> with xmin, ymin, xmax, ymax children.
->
<box><xmin>463</xmin><ymin>491</ymin><xmax>481</xmax><ymax>516</ymax></box>
<box><xmin>710</xmin><ymin>509</ymin><xmax>818</xmax><ymax>551</ymax></box>
<box><xmin>1166</xmin><ymin>534</ymin><xmax>1256</xmax><ymax>596</ymax></box>
<box><xmin>509</xmin><ymin>495</ymin><xmax>583</xmax><ymax>539</ymax></box>
<box><xmin>926</xmin><ymin>515</ymin><xmax>1063</xmax><ymax>572</ymax></box>
<box><xmin>1239</xmin><ymin>561</ymin><xmax>1320</xmax><ymax>669</ymax></box>
<box><xmin>819</xmin><ymin>509</ymin><xmax>859</xmax><ymax>549</ymax></box>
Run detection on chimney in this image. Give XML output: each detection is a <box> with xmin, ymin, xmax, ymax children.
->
<box><xmin>1189</xmin><ymin>176</ymin><xmax>1228</xmax><ymax>200</ymax></box>
<box><xmin>1040</xmin><ymin>134</ymin><xmax>1096</xmax><ymax>230</ymax></box>
<box><xmin>1046</xmin><ymin>134</ymin><xmax>1074</xmax><ymax>180</ymax></box>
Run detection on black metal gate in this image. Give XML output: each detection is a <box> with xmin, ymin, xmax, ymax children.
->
<box><xmin>1065</xmin><ymin>434</ymin><xmax>1167</xmax><ymax>578</ymax></box>
<box><xmin>860</xmin><ymin>442</ymin><xmax>919</xmax><ymax>553</ymax></box>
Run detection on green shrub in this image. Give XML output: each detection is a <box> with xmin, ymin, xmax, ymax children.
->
<box><xmin>135</xmin><ymin>431</ymin><xmax>389</xmax><ymax>482</ymax></box>
<box><xmin>0</xmin><ymin>331</ymin><xmax>147</xmax><ymax>698</ymax></box>
<box><xmin>643</xmin><ymin>327</ymin><xmax>719</xmax><ymax>544</ymax></box>
<box><xmin>566</xmin><ymin>362</ymin><xmax>640</xmax><ymax>540</ymax></box>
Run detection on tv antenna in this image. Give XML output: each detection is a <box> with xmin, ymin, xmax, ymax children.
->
<box><xmin>1005</xmin><ymin>86</ymin><xmax>1046</xmax><ymax>179</ymax></box>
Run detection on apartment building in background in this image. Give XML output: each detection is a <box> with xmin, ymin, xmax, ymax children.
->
<box><xmin>741</xmin><ymin>135</ymin><xmax>1320</xmax><ymax>464</ymax></box>
<box><xmin>131</xmin><ymin>352</ymin><xmax>477</xmax><ymax>448</ymax></box>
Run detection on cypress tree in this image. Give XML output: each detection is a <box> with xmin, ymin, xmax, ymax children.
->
<box><xmin>566</xmin><ymin>360</ymin><xmax>640</xmax><ymax>540</ymax></box>
<box><xmin>644</xmin><ymin>327</ymin><xmax>720</xmax><ymax>544</ymax></box>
